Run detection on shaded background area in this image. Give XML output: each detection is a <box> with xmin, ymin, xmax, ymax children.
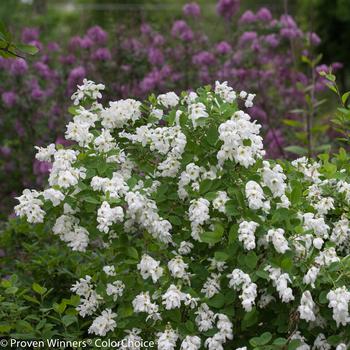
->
<box><xmin>0</xmin><ymin>0</ymin><xmax>350</xmax><ymax>219</ymax></box>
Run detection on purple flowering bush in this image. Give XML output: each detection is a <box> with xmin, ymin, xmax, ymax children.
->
<box><xmin>0</xmin><ymin>2</ymin><xmax>341</xmax><ymax>217</ymax></box>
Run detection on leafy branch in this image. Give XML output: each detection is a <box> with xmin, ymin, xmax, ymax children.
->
<box><xmin>0</xmin><ymin>21</ymin><xmax>38</xmax><ymax>59</ymax></box>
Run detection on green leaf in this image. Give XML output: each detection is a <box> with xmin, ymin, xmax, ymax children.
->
<box><xmin>259</xmin><ymin>332</ymin><xmax>272</xmax><ymax>345</ymax></box>
<box><xmin>126</xmin><ymin>247</ymin><xmax>139</xmax><ymax>260</ymax></box>
<box><xmin>228</xmin><ymin>225</ymin><xmax>238</xmax><ymax>244</ymax></box>
<box><xmin>245</xmin><ymin>251</ymin><xmax>258</xmax><ymax>270</ymax></box>
<box><xmin>242</xmin><ymin>308</ymin><xmax>259</xmax><ymax>329</ymax></box>
<box><xmin>23</xmin><ymin>295</ymin><xmax>40</xmax><ymax>305</ymax></box>
<box><xmin>206</xmin><ymin>293</ymin><xmax>225</xmax><ymax>308</ymax></box>
<box><xmin>206</xmin><ymin>126</ymin><xmax>219</xmax><ymax>146</ymax></box>
<box><xmin>273</xmin><ymin>337</ymin><xmax>287</xmax><ymax>346</ymax></box>
<box><xmin>32</xmin><ymin>283</ymin><xmax>47</xmax><ymax>295</ymax></box>
<box><xmin>214</xmin><ymin>251</ymin><xmax>229</xmax><ymax>261</ymax></box>
<box><xmin>199</xmin><ymin>179</ymin><xmax>213</xmax><ymax>194</ymax></box>
<box><xmin>288</xmin><ymin>339</ymin><xmax>302</xmax><ymax>350</ymax></box>
<box><xmin>53</xmin><ymin>302</ymin><xmax>66</xmax><ymax>314</ymax></box>
<box><xmin>61</xmin><ymin>315</ymin><xmax>77</xmax><ymax>327</ymax></box>
<box><xmin>118</xmin><ymin>305</ymin><xmax>133</xmax><ymax>319</ymax></box>
<box><xmin>5</xmin><ymin>287</ymin><xmax>18</xmax><ymax>294</ymax></box>
<box><xmin>201</xmin><ymin>223</ymin><xmax>224</xmax><ymax>244</ymax></box>
<box><xmin>284</xmin><ymin>145</ymin><xmax>307</xmax><ymax>156</ymax></box>
<box><xmin>16</xmin><ymin>43</ymin><xmax>39</xmax><ymax>55</ymax></box>
<box><xmin>342</xmin><ymin>91</ymin><xmax>350</xmax><ymax>105</ymax></box>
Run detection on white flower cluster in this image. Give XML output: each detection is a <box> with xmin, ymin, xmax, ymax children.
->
<box><xmin>215</xmin><ymin>81</ymin><xmax>236</xmax><ymax>103</ymax></box>
<box><xmin>188</xmin><ymin>102</ymin><xmax>209</xmax><ymax>128</ymax></box>
<box><xmin>15</xmin><ymin>189</ymin><xmax>45</xmax><ymax>223</ymax></box>
<box><xmin>53</xmin><ymin>214</ymin><xmax>89</xmax><ymax>252</ymax></box>
<box><xmin>227</xmin><ymin>269</ymin><xmax>257</xmax><ymax>311</ymax></box>
<box><xmin>265</xmin><ymin>266</ymin><xmax>294</xmax><ymax>303</ymax></box>
<box><xmin>217</xmin><ymin>111</ymin><xmax>265</xmax><ymax>168</ymax></box>
<box><xmin>157</xmin><ymin>92</ymin><xmax>179</xmax><ymax>108</ymax></box>
<box><xmin>177</xmin><ymin>163</ymin><xmax>217</xmax><ymax>200</ymax></box>
<box><xmin>88</xmin><ymin>309</ymin><xmax>117</xmax><ymax>336</ymax></box>
<box><xmin>101</xmin><ymin>99</ymin><xmax>141</xmax><ymax>129</ymax></box>
<box><xmin>16</xmin><ymin>80</ymin><xmax>350</xmax><ymax>345</ymax></box>
<box><xmin>245</xmin><ymin>180</ymin><xmax>270</xmax><ymax>212</ymax></box>
<box><xmin>106</xmin><ymin>281</ymin><xmax>125</xmax><ymax>301</ymax></box>
<box><xmin>132</xmin><ymin>291</ymin><xmax>161</xmax><ymax>321</ymax></box>
<box><xmin>238</xmin><ymin>220</ymin><xmax>259</xmax><ymax>250</ymax></box>
<box><xmin>120</xmin><ymin>125</ymin><xmax>186</xmax><ymax>177</ymax></box>
<box><xmin>97</xmin><ymin>201</ymin><xmax>124</xmax><ymax>233</ymax></box>
<box><xmin>266</xmin><ymin>228</ymin><xmax>290</xmax><ymax>254</ymax></box>
<box><xmin>212</xmin><ymin>191</ymin><xmax>229</xmax><ymax>213</ymax></box>
<box><xmin>125</xmin><ymin>191</ymin><xmax>173</xmax><ymax>244</ymax></box>
<box><xmin>91</xmin><ymin>172</ymin><xmax>129</xmax><ymax>199</ymax></box>
<box><xmin>71</xmin><ymin>276</ymin><xmax>102</xmax><ymax>317</ymax></box>
<box><xmin>298</xmin><ymin>291</ymin><xmax>316</xmax><ymax>322</ymax></box>
<box><xmin>261</xmin><ymin>161</ymin><xmax>288</xmax><ymax>199</ymax></box>
<box><xmin>188</xmin><ymin>198</ymin><xmax>210</xmax><ymax>240</ymax></box>
<box><xmin>137</xmin><ymin>254</ymin><xmax>164</xmax><ymax>283</ymax></box>
<box><xmin>327</xmin><ymin>286</ymin><xmax>350</xmax><ymax>327</ymax></box>
<box><xmin>201</xmin><ymin>273</ymin><xmax>221</xmax><ymax>298</ymax></box>
<box><xmin>71</xmin><ymin>79</ymin><xmax>105</xmax><ymax>105</ymax></box>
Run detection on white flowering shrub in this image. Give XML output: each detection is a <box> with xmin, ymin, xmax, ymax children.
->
<box><xmin>15</xmin><ymin>79</ymin><xmax>350</xmax><ymax>349</ymax></box>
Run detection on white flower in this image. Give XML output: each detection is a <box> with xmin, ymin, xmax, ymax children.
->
<box><xmin>201</xmin><ymin>273</ymin><xmax>221</xmax><ymax>298</ymax></box>
<box><xmin>168</xmin><ymin>256</ymin><xmax>188</xmax><ymax>279</ymax></box>
<box><xmin>261</xmin><ymin>161</ymin><xmax>287</xmax><ymax>198</ymax></box>
<box><xmin>298</xmin><ymin>291</ymin><xmax>316</xmax><ymax>322</ymax></box>
<box><xmin>137</xmin><ymin>254</ymin><xmax>163</xmax><ymax>283</ymax></box>
<box><xmin>331</xmin><ymin>217</ymin><xmax>350</xmax><ymax>248</ymax></box>
<box><xmin>314</xmin><ymin>197</ymin><xmax>335</xmax><ymax>215</ymax></box>
<box><xmin>188</xmin><ymin>102</ymin><xmax>208</xmax><ymax>128</ymax></box>
<box><xmin>35</xmin><ymin>143</ymin><xmax>56</xmax><ymax>162</ymax></box>
<box><xmin>327</xmin><ymin>286</ymin><xmax>350</xmax><ymax>327</ymax></box>
<box><xmin>266</xmin><ymin>228</ymin><xmax>289</xmax><ymax>254</ymax></box>
<box><xmin>238</xmin><ymin>221</ymin><xmax>259</xmax><ymax>250</ymax></box>
<box><xmin>157</xmin><ymin>92</ymin><xmax>179</xmax><ymax>108</ymax></box>
<box><xmin>157</xmin><ymin>326</ymin><xmax>178</xmax><ymax>350</ymax></box>
<box><xmin>106</xmin><ymin>281</ymin><xmax>125</xmax><ymax>301</ymax></box>
<box><xmin>97</xmin><ymin>201</ymin><xmax>124</xmax><ymax>233</ymax></box>
<box><xmin>265</xmin><ymin>266</ymin><xmax>294</xmax><ymax>303</ymax></box>
<box><xmin>94</xmin><ymin>129</ymin><xmax>117</xmax><ymax>153</ymax></box>
<box><xmin>303</xmin><ymin>266</ymin><xmax>319</xmax><ymax>288</ymax></box>
<box><xmin>178</xmin><ymin>241</ymin><xmax>194</xmax><ymax>255</ymax></box>
<box><xmin>101</xmin><ymin>99</ymin><xmax>141</xmax><ymax>129</ymax></box>
<box><xmin>132</xmin><ymin>292</ymin><xmax>160</xmax><ymax>321</ymax></box>
<box><xmin>103</xmin><ymin>265</ymin><xmax>116</xmax><ymax>276</ymax></box>
<box><xmin>313</xmin><ymin>237</ymin><xmax>324</xmax><ymax>250</ymax></box>
<box><xmin>245</xmin><ymin>181</ymin><xmax>266</xmax><ymax>210</ymax></box>
<box><xmin>71</xmin><ymin>79</ymin><xmax>105</xmax><ymax>105</ymax></box>
<box><xmin>162</xmin><ymin>284</ymin><xmax>185</xmax><ymax>310</ymax></box>
<box><xmin>180</xmin><ymin>336</ymin><xmax>201</xmax><ymax>350</ymax></box>
<box><xmin>217</xmin><ymin>111</ymin><xmax>265</xmax><ymax>168</ymax></box>
<box><xmin>15</xmin><ymin>189</ymin><xmax>45</xmax><ymax>223</ymax></box>
<box><xmin>302</xmin><ymin>213</ymin><xmax>329</xmax><ymax>239</ymax></box>
<box><xmin>43</xmin><ymin>188</ymin><xmax>65</xmax><ymax>206</ymax></box>
<box><xmin>313</xmin><ymin>333</ymin><xmax>331</xmax><ymax>350</ymax></box>
<box><xmin>195</xmin><ymin>303</ymin><xmax>215</xmax><ymax>332</ymax></box>
<box><xmin>227</xmin><ymin>269</ymin><xmax>257</xmax><ymax>311</ymax></box>
<box><xmin>88</xmin><ymin>309</ymin><xmax>117</xmax><ymax>336</ymax></box>
<box><xmin>315</xmin><ymin>247</ymin><xmax>339</xmax><ymax>267</ymax></box>
<box><xmin>212</xmin><ymin>191</ymin><xmax>229</xmax><ymax>213</ymax></box>
<box><xmin>151</xmin><ymin>108</ymin><xmax>164</xmax><ymax>120</ymax></box>
<box><xmin>188</xmin><ymin>198</ymin><xmax>210</xmax><ymax>240</ymax></box>
<box><xmin>65</xmin><ymin>120</ymin><xmax>93</xmax><ymax>147</ymax></box>
<box><xmin>215</xmin><ymin>81</ymin><xmax>236</xmax><ymax>103</ymax></box>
